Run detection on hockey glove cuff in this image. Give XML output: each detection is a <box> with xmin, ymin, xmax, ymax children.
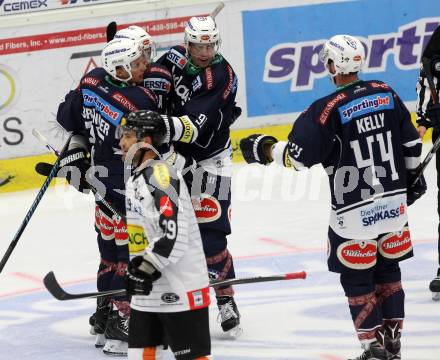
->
<box><xmin>126</xmin><ymin>256</ymin><xmax>161</xmax><ymax>296</ymax></box>
<box><xmin>406</xmin><ymin>169</ymin><xmax>427</xmax><ymax>206</ymax></box>
<box><xmin>240</xmin><ymin>134</ymin><xmax>278</xmax><ymax>165</ymax></box>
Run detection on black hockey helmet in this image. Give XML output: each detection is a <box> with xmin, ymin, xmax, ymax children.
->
<box><xmin>121</xmin><ymin>110</ymin><xmax>166</xmax><ymax>147</ymax></box>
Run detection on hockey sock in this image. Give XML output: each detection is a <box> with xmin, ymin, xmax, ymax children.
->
<box><xmin>206</xmin><ymin>249</ymin><xmax>235</xmax><ymax>296</ymax></box>
<box><xmin>127</xmin><ymin>346</ymin><xmax>164</xmax><ymax>360</ymax></box>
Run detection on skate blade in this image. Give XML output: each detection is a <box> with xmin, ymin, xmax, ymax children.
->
<box><xmin>95</xmin><ymin>333</ymin><xmax>106</xmax><ymax>348</ymax></box>
<box><xmin>103</xmin><ymin>339</ymin><xmax>128</xmax><ymax>356</ymax></box>
<box><xmin>224</xmin><ymin>324</ymin><xmax>243</xmax><ymax>338</ymax></box>
<box><xmin>432</xmin><ymin>292</ymin><xmax>440</xmax><ymax>301</ymax></box>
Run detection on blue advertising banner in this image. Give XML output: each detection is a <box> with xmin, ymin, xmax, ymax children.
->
<box><xmin>242</xmin><ymin>0</ymin><xmax>440</xmax><ymax>117</ymax></box>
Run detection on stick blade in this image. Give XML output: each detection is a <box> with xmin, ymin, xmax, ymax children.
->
<box><xmin>43</xmin><ymin>271</ymin><xmax>70</xmax><ymax>300</ymax></box>
<box><xmin>43</xmin><ymin>271</ymin><xmax>126</xmax><ymax>300</ymax></box>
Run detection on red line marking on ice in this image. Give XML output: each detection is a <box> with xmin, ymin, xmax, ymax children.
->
<box><xmin>11</xmin><ymin>272</ymin><xmax>42</xmax><ymax>284</ymax></box>
<box><xmin>258</xmin><ymin>237</ymin><xmax>304</xmax><ymax>251</ymax></box>
<box><xmin>319</xmin><ymin>355</ymin><xmax>344</xmax><ymax>360</ymax></box>
<box><xmin>0</xmin><ymin>275</ymin><xmax>95</xmax><ymax>299</ymax></box>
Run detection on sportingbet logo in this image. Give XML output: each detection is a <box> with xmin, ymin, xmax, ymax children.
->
<box><xmin>339</xmin><ymin>93</ymin><xmax>393</xmax><ymax>122</ymax></box>
<box><xmin>264</xmin><ymin>18</ymin><xmax>439</xmax><ymax>91</ymax></box>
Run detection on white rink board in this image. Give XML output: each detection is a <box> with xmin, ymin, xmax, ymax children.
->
<box><xmin>0</xmin><ymin>0</ymin><xmax>438</xmax><ymax>159</ymax></box>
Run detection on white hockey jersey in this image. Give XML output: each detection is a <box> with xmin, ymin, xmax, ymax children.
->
<box><xmin>126</xmin><ymin>157</ymin><xmax>210</xmax><ymax>313</ymax></box>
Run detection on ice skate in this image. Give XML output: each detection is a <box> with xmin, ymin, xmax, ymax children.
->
<box><xmin>217</xmin><ymin>296</ymin><xmax>243</xmax><ymax>338</ymax></box>
<box><xmin>89</xmin><ymin>298</ymin><xmax>111</xmax><ymax>347</ymax></box>
<box><xmin>348</xmin><ymin>341</ymin><xmax>392</xmax><ymax>360</ymax></box>
<box><xmin>103</xmin><ymin>310</ymin><xmax>129</xmax><ymax>356</ymax></box>
<box><xmin>429</xmin><ymin>271</ymin><xmax>440</xmax><ymax>301</ymax></box>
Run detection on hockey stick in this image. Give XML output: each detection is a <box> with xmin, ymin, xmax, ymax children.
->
<box><xmin>412</xmin><ymin>57</ymin><xmax>440</xmax><ymax>186</ymax></box>
<box><xmin>43</xmin><ymin>270</ymin><xmax>307</xmax><ymax>301</ymax></box>
<box><xmin>106</xmin><ymin>21</ymin><xmax>117</xmax><ymax>42</ymax></box>
<box><xmin>210</xmin><ymin>2</ymin><xmax>225</xmax><ymax>18</ymax></box>
<box><xmin>32</xmin><ymin>129</ymin><xmax>123</xmax><ymax>219</ymax></box>
<box><xmin>0</xmin><ymin>134</ymin><xmax>73</xmax><ymax>274</ymax></box>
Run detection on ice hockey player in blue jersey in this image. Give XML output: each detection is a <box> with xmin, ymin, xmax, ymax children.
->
<box><xmin>156</xmin><ymin>16</ymin><xmax>242</xmax><ymax>336</ymax></box>
<box><xmin>114</xmin><ymin>25</ymin><xmax>172</xmax><ymax>114</ymax></box>
<box><xmin>240</xmin><ymin>34</ymin><xmax>426</xmax><ymax>360</ymax></box>
<box><xmin>55</xmin><ymin>37</ymin><xmax>158</xmax><ymax>356</ymax></box>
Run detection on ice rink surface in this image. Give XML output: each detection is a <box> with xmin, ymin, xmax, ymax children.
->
<box><xmin>1</xmin><ymin>161</ymin><xmax>439</xmax><ymax>360</ymax></box>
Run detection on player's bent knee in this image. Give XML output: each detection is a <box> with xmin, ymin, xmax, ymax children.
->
<box><xmin>127</xmin><ymin>346</ymin><xmax>164</xmax><ymax>360</ymax></box>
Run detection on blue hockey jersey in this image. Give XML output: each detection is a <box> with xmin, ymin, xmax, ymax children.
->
<box><xmin>272</xmin><ymin>80</ymin><xmax>422</xmax><ymax>239</ymax></box>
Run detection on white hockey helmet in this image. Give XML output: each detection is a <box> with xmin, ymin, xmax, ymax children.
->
<box><xmin>101</xmin><ymin>38</ymin><xmax>144</xmax><ymax>82</ymax></box>
<box><xmin>114</xmin><ymin>25</ymin><xmax>156</xmax><ymax>61</ymax></box>
<box><xmin>319</xmin><ymin>34</ymin><xmax>365</xmax><ymax>75</ymax></box>
<box><xmin>184</xmin><ymin>16</ymin><xmax>220</xmax><ymax>46</ymax></box>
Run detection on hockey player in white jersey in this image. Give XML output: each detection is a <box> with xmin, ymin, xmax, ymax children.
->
<box><xmin>119</xmin><ymin>110</ymin><xmax>212</xmax><ymax>360</ymax></box>
<box><xmin>240</xmin><ymin>35</ymin><xmax>426</xmax><ymax>360</ymax></box>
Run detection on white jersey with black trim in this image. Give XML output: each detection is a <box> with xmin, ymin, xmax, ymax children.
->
<box><xmin>126</xmin><ymin>159</ymin><xmax>210</xmax><ymax>312</ymax></box>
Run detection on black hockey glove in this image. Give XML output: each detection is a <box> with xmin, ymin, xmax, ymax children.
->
<box><xmin>35</xmin><ymin>148</ymin><xmax>91</xmax><ymax>193</ymax></box>
<box><xmin>425</xmin><ymin>104</ymin><xmax>440</xmax><ymax>129</ymax></box>
<box><xmin>239</xmin><ymin>134</ymin><xmax>278</xmax><ymax>165</ymax></box>
<box><xmin>126</xmin><ymin>256</ymin><xmax>161</xmax><ymax>296</ymax></box>
<box><xmin>406</xmin><ymin>169</ymin><xmax>427</xmax><ymax>206</ymax></box>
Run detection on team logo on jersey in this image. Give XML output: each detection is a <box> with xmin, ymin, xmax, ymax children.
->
<box><xmin>378</xmin><ymin>226</ymin><xmax>412</xmax><ymax>259</ymax></box>
<box><xmin>167</xmin><ymin>48</ymin><xmax>187</xmax><ymax>69</ymax></box>
<box><xmin>153</xmin><ymin>163</ymin><xmax>171</xmax><ymax>189</ymax></box>
<box><xmin>81</xmin><ymin>76</ymin><xmax>99</xmax><ymax>87</ymax></box>
<box><xmin>82</xmin><ymin>89</ymin><xmax>124</xmax><ymax>125</ymax></box>
<box><xmin>144</xmin><ymin>77</ymin><xmax>171</xmax><ymax>93</ymax></box>
<box><xmin>338</xmin><ymin>92</ymin><xmax>394</xmax><ymax>123</ymax></box>
<box><xmin>192</xmin><ymin>76</ymin><xmax>203</xmax><ymax>92</ymax></box>
<box><xmin>192</xmin><ymin>194</ymin><xmax>221</xmax><ymax>223</ymax></box>
<box><xmin>159</xmin><ymin>196</ymin><xmax>174</xmax><ymax>217</ymax></box>
<box><xmin>361</xmin><ymin>203</ymin><xmax>404</xmax><ymax>227</ymax></box>
<box><xmin>161</xmin><ymin>292</ymin><xmax>180</xmax><ymax>304</ymax></box>
<box><xmin>337</xmin><ymin>239</ymin><xmax>377</xmax><ymax>270</ymax></box>
<box><xmin>127</xmin><ymin>223</ymin><xmax>148</xmax><ymax>255</ymax></box>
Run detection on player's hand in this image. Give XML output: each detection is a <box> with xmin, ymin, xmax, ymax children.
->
<box><xmin>239</xmin><ymin>134</ymin><xmax>278</xmax><ymax>165</ymax></box>
<box><xmin>417</xmin><ymin>126</ymin><xmax>427</xmax><ymax>140</ymax></box>
<box><xmin>57</xmin><ymin>148</ymin><xmax>91</xmax><ymax>192</ymax></box>
<box><xmin>125</xmin><ymin>256</ymin><xmax>161</xmax><ymax>296</ymax></box>
<box><xmin>425</xmin><ymin>104</ymin><xmax>440</xmax><ymax>129</ymax></box>
<box><xmin>406</xmin><ymin>169</ymin><xmax>427</xmax><ymax>206</ymax></box>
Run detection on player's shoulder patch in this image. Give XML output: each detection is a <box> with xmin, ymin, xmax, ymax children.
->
<box><xmin>166</xmin><ymin>46</ymin><xmax>187</xmax><ymax>69</ymax></box>
<box><xmin>368</xmin><ymin>80</ymin><xmax>391</xmax><ymax>90</ymax></box>
<box><xmin>318</xmin><ymin>92</ymin><xmax>348</xmax><ymax>125</ymax></box>
<box><xmin>143</xmin><ymin>161</ymin><xmax>178</xmax><ymax>191</ymax></box>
